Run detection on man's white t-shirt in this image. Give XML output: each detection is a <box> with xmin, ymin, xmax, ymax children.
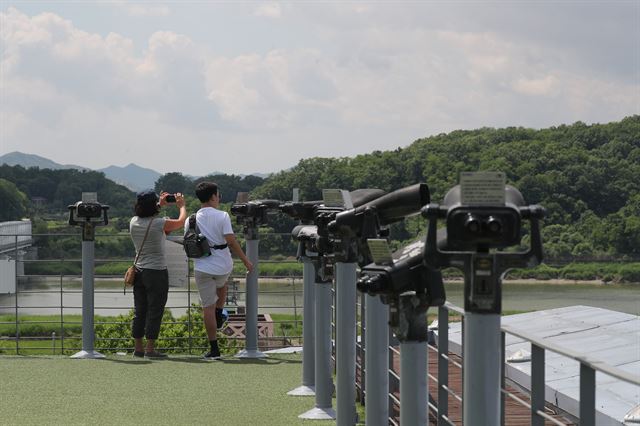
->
<box><xmin>185</xmin><ymin>207</ymin><xmax>234</xmax><ymax>275</ymax></box>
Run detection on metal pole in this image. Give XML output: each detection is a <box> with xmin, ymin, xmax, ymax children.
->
<box><xmin>299</xmin><ymin>281</ymin><xmax>336</xmax><ymax>420</ymax></box>
<box><xmin>400</xmin><ymin>341</ymin><xmax>428</xmax><ymax>425</ymax></box>
<box><xmin>579</xmin><ymin>363</ymin><xmax>596</xmax><ymax>426</ymax></box>
<box><xmin>463</xmin><ymin>312</ymin><xmax>500</xmax><ymax>425</ymax></box>
<box><xmin>437</xmin><ymin>306</ymin><xmax>449</xmax><ymax>426</ymax></box>
<box><xmin>531</xmin><ymin>344</ymin><xmax>545</xmax><ymax>426</ymax></box>
<box><xmin>236</xmin><ymin>234</ymin><xmax>265</xmax><ymax>358</ymax></box>
<box><xmin>288</xmin><ymin>259</ymin><xmax>315</xmax><ymax>396</ymax></box>
<box><xmin>365</xmin><ymin>294</ymin><xmax>389</xmax><ymax>426</ymax></box>
<box><xmin>71</xmin><ymin>239</ymin><xmax>104</xmax><ymax>359</ymax></box>
<box><xmin>336</xmin><ymin>261</ymin><xmax>358</xmax><ymax>426</ymax></box>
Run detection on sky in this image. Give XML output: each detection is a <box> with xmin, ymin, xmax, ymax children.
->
<box><xmin>0</xmin><ymin>1</ymin><xmax>638</xmax><ymax>176</ymax></box>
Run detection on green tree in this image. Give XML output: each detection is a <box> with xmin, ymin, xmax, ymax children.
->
<box><xmin>0</xmin><ymin>178</ymin><xmax>28</xmax><ymax>221</ymax></box>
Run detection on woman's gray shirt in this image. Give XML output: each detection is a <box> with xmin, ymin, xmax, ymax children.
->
<box><xmin>130</xmin><ymin>216</ymin><xmax>168</xmax><ymax>270</ymax></box>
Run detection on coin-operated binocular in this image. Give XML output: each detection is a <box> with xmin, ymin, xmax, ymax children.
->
<box><xmin>68</xmin><ymin>197</ymin><xmax>109</xmax><ymax>241</ymax></box>
<box><xmin>314</xmin><ymin>188</ymin><xmax>386</xmax><ymax>262</ymax></box>
<box><xmin>280</xmin><ymin>200</ymin><xmax>322</xmax><ymax>224</ymax></box>
<box><xmin>358</xmin><ymin>239</ymin><xmax>445</xmax><ymax>341</ymax></box>
<box><xmin>230</xmin><ymin>199</ymin><xmax>282</xmax><ymax>238</ymax></box>
<box><xmin>422</xmin><ymin>173</ymin><xmax>545</xmax><ymax>426</ymax></box>
<box><xmin>329</xmin><ymin>183</ymin><xmax>430</xmax><ymax>266</ymax></box>
<box><xmin>280</xmin><ymin>189</ymin><xmax>386</xmax><ymax>260</ymax></box>
<box><xmin>291</xmin><ymin>224</ymin><xmax>334</xmax><ymax>283</ymax></box>
<box><xmin>422</xmin><ymin>178</ymin><xmax>545</xmax><ymax>314</ymax></box>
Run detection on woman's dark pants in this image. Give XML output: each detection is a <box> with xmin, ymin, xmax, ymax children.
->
<box><xmin>132</xmin><ymin>268</ymin><xmax>169</xmax><ymax>340</ymax></box>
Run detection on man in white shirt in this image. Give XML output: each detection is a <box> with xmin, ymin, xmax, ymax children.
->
<box><xmin>189</xmin><ymin>181</ymin><xmax>253</xmax><ymax>359</ymax></box>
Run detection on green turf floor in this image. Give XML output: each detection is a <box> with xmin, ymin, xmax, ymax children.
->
<box><xmin>0</xmin><ymin>353</ymin><xmax>329</xmax><ymax>425</ymax></box>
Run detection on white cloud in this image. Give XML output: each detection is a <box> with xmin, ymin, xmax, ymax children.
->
<box><xmin>115</xmin><ymin>2</ymin><xmax>170</xmax><ymax>17</ymax></box>
<box><xmin>0</xmin><ymin>4</ymin><xmax>638</xmax><ymax>174</ymax></box>
<box><xmin>512</xmin><ymin>75</ymin><xmax>558</xmax><ymax>96</ymax></box>
<box><xmin>254</xmin><ymin>3</ymin><xmax>282</xmax><ymax>19</ymax></box>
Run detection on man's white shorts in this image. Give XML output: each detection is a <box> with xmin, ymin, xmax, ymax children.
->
<box><xmin>194</xmin><ymin>270</ymin><xmax>229</xmax><ymax>307</ymax></box>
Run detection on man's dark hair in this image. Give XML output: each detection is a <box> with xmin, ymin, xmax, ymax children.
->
<box><xmin>195</xmin><ymin>181</ymin><xmax>219</xmax><ymax>203</ymax></box>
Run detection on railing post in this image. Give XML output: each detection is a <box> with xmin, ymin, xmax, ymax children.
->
<box><xmin>187</xmin><ymin>266</ymin><xmax>192</xmax><ymax>355</ymax></box>
<box><xmin>236</xmin><ymin>232</ymin><xmax>266</xmax><ymax>359</ymax></box>
<box><xmin>400</xmin><ymin>341</ymin><xmax>428</xmax><ymax>425</ymax></box>
<box><xmin>14</xmin><ymin>235</ymin><xmax>19</xmax><ymax>355</ymax></box>
<box><xmin>365</xmin><ymin>293</ymin><xmax>389</xmax><ymax>426</ymax></box>
<box><xmin>70</xmin><ymin>238</ymin><xmax>105</xmax><ymax>359</ymax></box>
<box><xmin>60</xmin><ymin>273</ymin><xmax>64</xmax><ymax>354</ymax></box>
<box><xmin>531</xmin><ymin>343</ymin><xmax>545</xmax><ymax>426</ymax></box>
<box><xmin>463</xmin><ymin>312</ymin><xmax>501</xmax><ymax>426</ymax></box>
<box><xmin>336</xmin><ymin>261</ymin><xmax>358</xmax><ymax>426</ymax></box>
<box><xmin>580</xmin><ymin>363</ymin><xmax>596</xmax><ymax>426</ymax></box>
<box><xmin>359</xmin><ymin>292</ymin><xmax>365</xmax><ymax>405</ymax></box>
<box><xmin>501</xmin><ymin>331</ymin><xmax>506</xmax><ymax>426</ymax></box>
<box><xmin>298</xmin><ymin>280</ymin><xmax>336</xmax><ymax>420</ymax></box>
<box><xmin>288</xmin><ymin>259</ymin><xmax>315</xmax><ymax>396</ymax></box>
<box><xmin>437</xmin><ymin>306</ymin><xmax>449</xmax><ymax>426</ymax></box>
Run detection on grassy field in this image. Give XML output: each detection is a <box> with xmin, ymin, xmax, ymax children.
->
<box><xmin>0</xmin><ymin>353</ymin><xmax>332</xmax><ymax>425</ymax></box>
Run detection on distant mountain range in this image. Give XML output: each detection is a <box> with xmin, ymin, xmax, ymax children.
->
<box><xmin>0</xmin><ymin>152</ymin><xmax>160</xmax><ymax>191</ymax></box>
<box><xmin>0</xmin><ymin>151</ymin><xmax>88</xmax><ymax>172</ymax></box>
<box><xmin>0</xmin><ymin>151</ymin><xmax>269</xmax><ymax>192</ymax></box>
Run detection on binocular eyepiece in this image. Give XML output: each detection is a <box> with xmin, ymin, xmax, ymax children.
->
<box><xmin>68</xmin><ymin>201</ymin><xmax>109</xmax><ymax>225</ymax></box>
<box><xmin>230</xmin><ymin>199</ymin><xmax>282</xmax><ymax>217</ymax></box>
<box><xmin>422</xmin><ymin>184</ymin><xmax>545</xmax><ymax>252</ymax></box>
<box><xmin>357</xmin><ymin>239</ymin><xmax>445</xmax><ymax>306</ymax></box>
<box><xmin>279</xmin><ymin>201</ymin><xmax>322</xmax><ymax>223</ymax></box>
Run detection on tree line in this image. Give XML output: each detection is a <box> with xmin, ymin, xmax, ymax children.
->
<box><xmin>1</xmin><ymin>115</ymin><xmax>639</xmax><ymax>260</ymax></box>
<box><xmin>251</xmin><ymin>116</ymin><xmax>640</xmax><ymax>259</ymax></box>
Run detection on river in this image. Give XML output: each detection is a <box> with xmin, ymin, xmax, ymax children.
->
<box><xmin>0</xmin><ymin>277</ymin><xmax>637</xmax><ymax>317</ymax></box>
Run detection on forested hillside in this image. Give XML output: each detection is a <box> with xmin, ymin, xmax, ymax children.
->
<box><xmin>0</xmin><ymin>166</ymin><xmax>267</xmax><ymax>221</ymax></box>
<box><xmin>2</xmin><ymin>116</ymin><xmax>638</xmax><ymax>259</ymax></box>
<box><xmin>253</xmin><ymin>116</ymin><xmax>640</xmax><ymax>258</ymax></box>
<box><xmin>0</xmin><ymin>166</ymin><xmax>135</xmax><ymax>217</ymax></box>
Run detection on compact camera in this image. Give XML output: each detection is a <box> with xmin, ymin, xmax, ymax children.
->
<box><xmin>165</xmin><ymin>194</ymin><xmax>177</xmax><ymax>203</ymax></box>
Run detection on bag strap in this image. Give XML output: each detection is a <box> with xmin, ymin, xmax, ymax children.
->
<box><xmin>133</xmin><ymin>217</ymin><xmax>155</xmax><ymax>266</ymax></box>
<box><xmin>189</xmin><ymin>213</ymin><xmax>224</xmax><ymax>249</ymax></box>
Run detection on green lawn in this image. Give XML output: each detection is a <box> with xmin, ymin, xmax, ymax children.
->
<box><xmin>0</xmin><ymin>353</ymin><xmax>330</xmax><ymax>425</ymax></box>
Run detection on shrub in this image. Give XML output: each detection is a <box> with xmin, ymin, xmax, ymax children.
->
<box><xmin>94</xmin><ymin>305</ymin><xmax>241</xmax><ymax>355</ymax></box>
<box><xmin>614</xmin><ymin>264</ymin><xmax>640</xmax><ymax>283</ymax></box>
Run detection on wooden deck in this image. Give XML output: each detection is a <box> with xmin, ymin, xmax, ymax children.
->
<box><xmin>357</xmin><ymin>345</ymin><xmax>576</xmax><ymax>425</ymax></box>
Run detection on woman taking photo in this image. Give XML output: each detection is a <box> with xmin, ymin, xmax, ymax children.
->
<box><xmin>129</xmin><ymin>190</ymin><xmax>187</xmax><ymax>358</ymax></box>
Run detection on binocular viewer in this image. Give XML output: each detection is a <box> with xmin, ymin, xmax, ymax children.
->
<box><xmin>328</xmin><ymin>183</ymin><xmax>429</xmax><ymax>238</ymax></box>
<box><xmin>422</xmin><ymin>184</ymin><xmax>545</xmax><ymax>262</ymax></box>
<box><xmin>68</xmin><ymin>196</ymin><xmax>109</xmax><ymax>242</ymax></box>
<box><xmin>422</xmin><ymin>185</ymin><xmax>544</xmax><ymax>252</ymax></box>
<box><xmin>230</xmin><ymin>199</ymin><xmax>282</xmax><ymax>221</ymax></box>
<box><xmin>230</xmin><ymin>199</ymin><xmax>283</xmax><ymax>238</ymax></box>
<box><xmin>279</xmin><ymin>188</ymin><xmax>387</xmax><ymax>223</ymax></box>
<box><xmin>357</xmin><ymin>238</ymin><xmax>445</xmax><ymax>305</ymax></box>
<box><xmin>422</xmin><ymin>183</ymin><xmax>545</xmax><ymax>313</ymax></box>
<box><xmin>68</xmin><ymin>201</ymin><xmax>109</xmax><ymax>226</ymax></box>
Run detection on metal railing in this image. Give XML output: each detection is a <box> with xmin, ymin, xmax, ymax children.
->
<box><xmin>0</xmin><ymin>231</ymin><xmax>304</xmax><ymax>356</ymax></box>
<box><xmin>0</xmin><ymin>273</ymin><xmax>304</xmax><ymax>355</ymax></box>
<box><xmin>354</xmin><ymin>299</ymin><xmax>640</xmax><ymax>425</ymax></box>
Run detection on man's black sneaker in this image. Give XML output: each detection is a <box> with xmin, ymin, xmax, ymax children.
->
<box><xmin>133</xmin><ymin>350</ymin><xmax>145</xmax><ymax>358</ymax></box>
<box><xmin>144</xmin><ymin>351</ymin><xmax>168</xmax><ymax>359</ymax></box>
<box><xmin>215</xmin><ymin>308</ymin><xmax>228</xmax><ymax>330</ymax></box>
<box><xmin>202</xmin><ymin>349</ymin><xmax>221</xmax><ymax>360</ymax></box>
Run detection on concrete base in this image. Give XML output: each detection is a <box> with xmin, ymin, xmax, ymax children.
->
<box><xmin>235</xmin><ymin>349</ymin><xmax>267</xmax><ymax>359</ymax></box>
<box><xmin>298</xmin><ymin>407</ymin><xmax>336</xmax><ymax>420</ymax></box>
<box><xmin>70</xmin><ymin>350</ymin><xmax>106</xmax><ymax>359</ymax></box>
<box><xmin>287</xmin><ymin>385</ymin><xmax>315</xmax><ymax>396</ymax></box>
